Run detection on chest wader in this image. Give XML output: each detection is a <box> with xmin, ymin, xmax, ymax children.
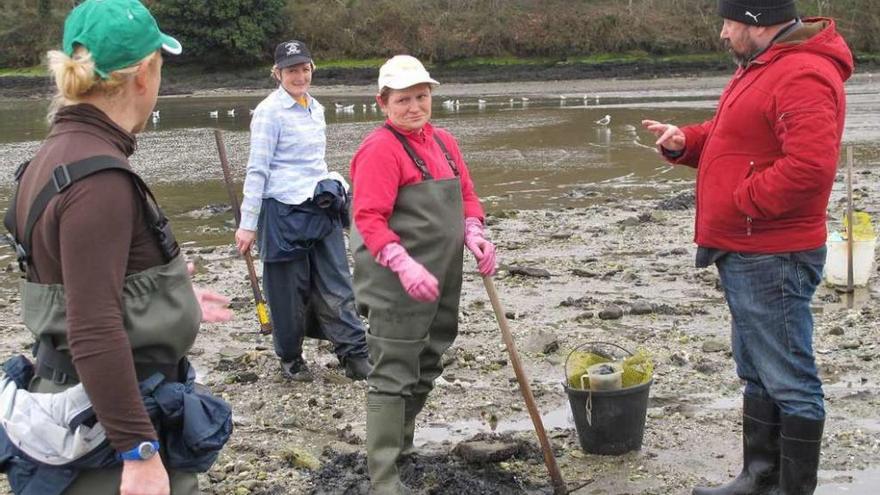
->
<box><xmin>350</xmin><ymin>126</ymin><xmax>464</xmax><ymax>494</ymax></box>
<box><xmin>4</xmin><ymin>156</ymin><xmax>201</xmax><ymax>494</ymax></box>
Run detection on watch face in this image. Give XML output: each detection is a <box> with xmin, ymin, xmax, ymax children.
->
<box><xmin>137</xmin><ymin>442</ymin><xmax>157</xmax><ymax>459</ymax></box>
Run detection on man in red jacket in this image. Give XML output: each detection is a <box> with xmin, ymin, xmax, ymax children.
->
<box><xmin>642</xmin><ymin>1</ymin><xmax>853</xmax><ymax>494</ymax></box>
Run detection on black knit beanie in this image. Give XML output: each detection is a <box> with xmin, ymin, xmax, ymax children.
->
<box><xmin>718</xmin><ymin>0</ymin><xmax>798</xmax><ymax>26</ymax></box>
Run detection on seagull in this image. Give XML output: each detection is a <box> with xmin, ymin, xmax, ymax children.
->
<box><xmin>208</xmin><ymin>110</ymin><xmax>219</xmax><ymax>118</ymax></box>
<box><xmin>334</xmin><ymin>102</ymin><xmax>344</xmax><ymax>111</ymax></box>
<box><xmin>249</xmin><ymin>108</ymin><xmax>255</xmax><ymax>115</ymax></box>
<box><xmin>521</xmin><ymin>97</ymin><xmax>530</xmax><ymax>102</ymax></box>
<box><xmin>595</xmin><ymin>114</ymin><xmax>611</xmax><ymax>126</ymax></box>
<box><xmin>151</xmin><ymin>110</ymin><xmax>160</xmax><ymax>119</ymax></box>
<box><xmin>477</xmin><ymin>98</ymin><xmax>487</xmax><ymax>108</ymax></box>
<box><xmin>227</xmin><ymin>109</ymin><xmax>235</xmax><ymax>117</ymax></box>
<box><xmin>342</xmin><ymin>104</ymin><xmax>355</xmax><ymax>113</ymax></box>
<box><xmin>370</xmin><ymin>102</ymin><xmax>378</xmax><ymax>111</ymax></box>
<box><xmin>362</xmin><ymin>104</ymin><xmax>367</xmax><ymax>112</ymax></box>
<box><xmin>595</xmin><ymin>95</ymin><xmax>601</xmax><ymax>104</ymax></box>
<box><xmin>559</xmin><ymin>95</ymin><xmax>567</xmax><ymax>100</ymax></box>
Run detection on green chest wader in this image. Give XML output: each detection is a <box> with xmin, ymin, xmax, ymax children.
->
<box><xmin>23</xmin><ymin>255</ymin><xmax>201</xmax><ymax>495</ymax></box>
<box><xmin>350</xmin><ymin>126</ymin><xmax>464</xmax><ymax>494</ymax></box>
<box><xmin>5</xmin><ymin>156</ymin><xmax>201</xmax><ymax>494</ymax></box>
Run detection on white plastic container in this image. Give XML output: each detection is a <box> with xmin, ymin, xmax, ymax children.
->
<box><xmin>585</xmin><ymin>362</ymin><xmax>623</xmax><ymax>391</ymax></box>
<box><xmin>825</xmin><ymin>237</ymin><xmax>877</xmax><ymax>287</ymax></box>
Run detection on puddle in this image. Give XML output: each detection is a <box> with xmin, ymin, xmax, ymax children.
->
<box><xmin>818</xmin><ymin>468</ymin><xmax>880</xmax><ymax>494</ymax></box>
<box><xmin>418</xmin><ymin>403</ymin><xmax>573</xmax><ymax>446</ymax></box>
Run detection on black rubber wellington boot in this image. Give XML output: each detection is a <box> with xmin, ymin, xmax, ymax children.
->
<box><xmin>692</xmin><ymin>395</ymin><xmax>781</xmax><ymax>495</ymax></box>
<box><xmin>777</xmin><ymin>414</ymin><xmax>823</xmax><ymax>495</ymax></box>
<box><xmin>344</xmin><ymin>356</ymin><xmax>371</xmax><ymax>381</ymax></box>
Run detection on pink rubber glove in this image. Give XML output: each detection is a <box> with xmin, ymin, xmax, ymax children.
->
<box><xmin>377</xmin><ymin>243</ymin><xmax>440</xmax><ymax>302</ymax></box>
<box><xmin>464</xmin><ymin>217</ymin><xmax>497</xmax><ymax>276</ymax></box>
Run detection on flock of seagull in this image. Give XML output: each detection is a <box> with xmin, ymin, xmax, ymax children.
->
<box><xmin>206</xmin><ymin>108</ymin><xmax>251</xmax><ymax>119</ymax></box>
<box><xmin>149</xmin><ymin>95</ymin><xmax>615</xmax><ymax>128</ymax></box>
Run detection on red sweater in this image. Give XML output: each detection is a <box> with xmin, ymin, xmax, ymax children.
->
<box><xmin>667</xmin><ymin>18</ymin><xmax>853</xmax><ymax>253</ymax></box>
<box><xmin>350</xmin><ymin>121</ymin><xmax>484</xmax><ymax>257</ymax></box>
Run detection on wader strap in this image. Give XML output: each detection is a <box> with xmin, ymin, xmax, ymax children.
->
<box><xmin>4</xmin><ymin>161</ymin><xmax>32</xmax><ymax>272</ymax></box>
<box><xmin>20</xmin><ymin>156</ymin><xmax>132</xmax><ymax>260</ymax></box>
<box><xmin>384</xmin><ymin>124</ymin><xmax>432</xmax><ymax>180</ymax></box>
<box><xmin>431</xmin><ymin>135</ymin><xmax>460</xmax><ymax>177</ymax></box>
<box><xmin>35</xmin><ymin>336</ymin><xmax>184</xmax><ymax>386</ymax></box>
<box><xmin>382</xmin><ymin>124</ymin><xmax>461</xmax><ymax>179</ymax></box>
<box><xmin>4</xmin><ymin>155</ymin><xmax>180</xmax><ymax>276</ymax></box>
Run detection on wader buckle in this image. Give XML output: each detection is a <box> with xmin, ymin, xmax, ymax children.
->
<box><xmin>51</xmin><ymin>165</ymin><xmax>72</xmax><ymax>192</ymax></box>
<box><xmin>49</xmin><ymin>367</ymin><xmax>71</xmax><ymax>386</ymax></box>
<box><xmin>4</xmin><ymin>234</ymin><xmax>28</xmax><ymax>273</ymax></box>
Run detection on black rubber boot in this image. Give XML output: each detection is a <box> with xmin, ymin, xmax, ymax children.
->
<box><xmin>693</xmin><ymin>395</ymin><xmax>781</xmax><ymax>495</ymax></box>
<box><xmin>778</xmin><ymin>414</ymin><xmax>823</xmax><ymax>495</ymax></box>
<box><xmin>344</xmin><ymin>356</ymin><xmax>372</xmax><ymax>381</ymax></box>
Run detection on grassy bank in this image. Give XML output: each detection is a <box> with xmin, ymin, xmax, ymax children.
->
<box><xmin>2</xmin><ymin>51</ymin><xmax>877</xmax><ymax>99</ymax></box>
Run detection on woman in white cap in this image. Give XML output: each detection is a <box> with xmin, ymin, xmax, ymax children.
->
<box><xmin>349</xmin><ymin>55</ymin><xmax>497</xmax><ymax>494</ymax></box>
<box><xmin>1</xmin><ymin>0</ymin><xmax>232</xmax><ymax>494</ymax></box>
<box><xmin>234</xmin><ymin>40</ymin><xmax>370</xmax><ymax>383</ymax></box>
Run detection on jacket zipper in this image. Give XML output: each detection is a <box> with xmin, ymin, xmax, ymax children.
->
<box><xmin>696</xmin><ymin>73</ymin><xmax>745</xmax><ymax>243</ymax></box>
<box><xmin>746</xmin><ymin>160</ymin><xmax>755</xmax><ymax>236</ymax></box>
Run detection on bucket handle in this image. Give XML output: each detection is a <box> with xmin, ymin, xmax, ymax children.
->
<box><xmin>563</xmin><ymin>341</ymin><xmax>633</xmax><ymax>386</ymax></box>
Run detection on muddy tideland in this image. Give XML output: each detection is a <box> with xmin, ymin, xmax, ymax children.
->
<box><xmin>0</xmin><ymin>193</ymin><xmax>877</xmax><ymax>494</ymax></box>
<box><xmin>0</xmin><ymin>76</ymin><xmax>878</xmax><ymax>494</ymax></box>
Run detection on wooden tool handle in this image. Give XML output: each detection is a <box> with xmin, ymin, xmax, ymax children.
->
<box><xmin>482</xmin><ymin>276</ymin><xmax>568</xmax><ymax>494</ymax></box>
<box><xmin>214</xmin><ymin>129</ymin><xmax>273</xmax><ymax>335</ymax></box>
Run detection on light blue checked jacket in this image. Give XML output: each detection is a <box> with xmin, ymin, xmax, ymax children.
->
<box><xmin>239</xmin><ymin>87</ymin><xmax>347</xmax><ymax>231</ymax></box>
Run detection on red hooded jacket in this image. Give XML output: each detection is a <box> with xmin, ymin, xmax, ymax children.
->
<box><xmin>667</xmin><ymin>18</ymin><xmax>853</xmax><ymax>253</ymax></box>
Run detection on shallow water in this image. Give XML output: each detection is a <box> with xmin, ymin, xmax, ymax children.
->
<box><xmin>0</xmin><ymin>74</ymin><xmax>877</xmax><ymax>250</ymax></box>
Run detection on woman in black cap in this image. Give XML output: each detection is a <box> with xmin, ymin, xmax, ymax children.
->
<box><xmin>234</xmin><ymin>40</ymin><xmax>370</xmax><ymax>383</ymax></box>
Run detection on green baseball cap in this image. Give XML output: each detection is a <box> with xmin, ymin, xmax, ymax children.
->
<box><xmin>62</xmin><ymin>0</ymin><xmax>182</xmax><ymax>79</ymax></box>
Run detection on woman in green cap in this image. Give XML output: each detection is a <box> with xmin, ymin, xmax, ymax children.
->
<box><xmin>2</xmin><ymin>1</ymin><xmax>231</xmax><ymax>494</ymax></box>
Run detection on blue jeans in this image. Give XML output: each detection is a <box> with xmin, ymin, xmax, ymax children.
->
<box><xmin>715</xmin><ymin>247</ymin><xmax>826</xmax><ymax>420</ymax></box>
<box><xmin>263</xmin><ymin>227</ymin><xmax>368</xmax><ymax>363</ymax></box>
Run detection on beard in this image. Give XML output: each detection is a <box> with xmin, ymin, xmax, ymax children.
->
<box><xmin>723</xmin><ymin>37</ymin><xmax>761</xmax><ymax>67</ymax></box>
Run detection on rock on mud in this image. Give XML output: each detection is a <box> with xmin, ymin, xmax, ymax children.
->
<box><xmin>507</xmin><ymin>265</ymin><xmax>552</xmax><ymax>278</ymax></box>
<box><xmin>598</xmin><ymin>305</ymin><xmax>624</xmax><ymax>320</ymax></box>
<box><xmin>453</xmin><ymin>439</ymin><xmax>522</xmax><ymax>463</ymax></box>
<box><xmin>657</xmin><ymin>190</ymin><xmax>695</xmax><ymax>210</ymax></box>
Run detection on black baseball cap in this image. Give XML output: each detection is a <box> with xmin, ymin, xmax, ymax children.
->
<box><xmin>274</xmin><ymin>40</ymin><xmax>312</xmax><ymax>69</ymax></box>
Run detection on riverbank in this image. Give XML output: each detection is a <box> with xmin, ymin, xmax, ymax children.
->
<box><xmin>5</xmin><ymin>52</ymin><xmax>878</xmax><ymax>100</ymax></box>
<box><xmin>0</xmin><ymin>52</ymin><xmax>788</xmax><ymax>99</ymax></box>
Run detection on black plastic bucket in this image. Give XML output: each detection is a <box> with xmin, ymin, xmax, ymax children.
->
<box><xmin>563</xmin><ymin>342</ymin><xmax>652</xmax><ymax>455</ymax></box>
